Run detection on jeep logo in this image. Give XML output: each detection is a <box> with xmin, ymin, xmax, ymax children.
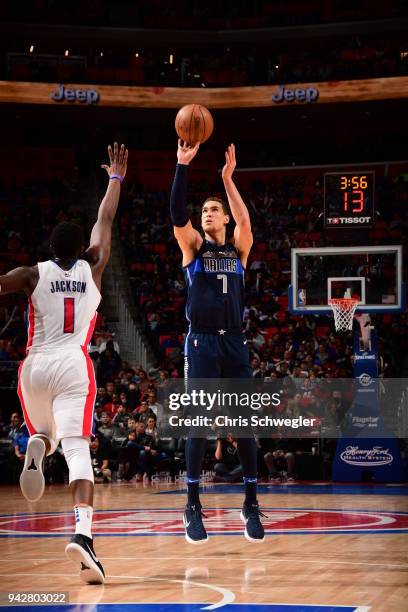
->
<box><xmin>51</xmin><ymin>84</ymin><xmax>99</xmax><ymax>105</ymax></box>
<box><xmin>272</xmin><ymin>85</ymin><xmax>319</xmax><ymax>104</ymax></box>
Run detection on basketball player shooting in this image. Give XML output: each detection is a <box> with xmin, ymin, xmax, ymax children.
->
<box><xmin>170</xmin><ymin>139</ymin><xmax>265</xmax><ymax>544</ymax></box>
<box><xmin>0</xmin><ymin>142</ymin><xmax>128</xmax><ymax>584</ymax></box>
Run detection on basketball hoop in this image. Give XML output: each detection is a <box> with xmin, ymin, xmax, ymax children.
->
<box><xmin>328</xmin><ymin>298</ymin><xmax>359</xmax><ymax>332</ymax></box>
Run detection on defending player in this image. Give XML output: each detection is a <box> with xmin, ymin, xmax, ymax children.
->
<box><xmin>170</xmin><ymin>140</ymin><xmax>265</xmax><ymax>544</ymax></box>
<box><xmin>0</xmin><ymin>142</ymin><xmax>128</xmax><ymax>583</ymax></box>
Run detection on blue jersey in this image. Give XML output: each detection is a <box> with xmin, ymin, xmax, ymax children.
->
<box><xmin>183</xmin><ymin>240</ymin><xmax>245</xmax><ymax>333</ymax></box>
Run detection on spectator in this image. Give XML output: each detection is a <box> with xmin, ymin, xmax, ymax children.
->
<box><xmin>13</xmin><ymin>424</ymin><xmax>29</xmax><ymax>463</ymax></box>
<box><xmin>117</xmin><ymin>421</ymin><xmax>156</xmax><ymax>481</ymax></box>
<box><xmin>146</xmin><ymin>390</ymin><xmax>164</xmax><ymax>424</ymax></box>
<box><xmin>96</xmin><ymin>386</ymin><xmax>111</xmax><ymax>408</ymax></box>
<box><xmin>126</xmin><ymin>383</ymin><xmax>141</xmax><ymax>410</ymax></box>
<box><xmin>98</xmin><ymin>341</ymin><xmax>122</xmax><ymax>384</ymax></box>
<box><xmin>136</xmin><ymin>369</ymin><xmax>152</xmax><ymax>393</ymax></box>
<box><xmin>145</xmin><ymin>416</ymin><xmax>159</xmax><ymax>445</ymax></box>
<box><xmin>214</xmin><ymin>434</ymin><xmax>243</xmax><ymax>483</ymax></box>
<box><xmin>134</xmin><ymin>400</ymin><xmax>156</xmax><ymax>427</ymax></box>
<box><xmin>117</xmin><ymin>430</ymin><xmax>140</xmax><ymax>481</ymax></box>
<box><xmin>112</xmin><ymin>403</ymin><xmax>132</xmax><ymax>431</ymax></box>
<box><xmin>103</xmin><ymin>393</ymin><xmax>121</xmax><ymax>417</ymax></box>
<box><xmin>134</xmin><ymin>421</ymin><xmax>157</xmax><ymax>481</ymax></box>
<box><xmin>264</xmin><ymin>439</ymin><xmax>296</xmax><ymax>482</ymax></box>
<box><xmin>104</xmin><ymin>381</ymin><xmax>116</xmax><ymax>402</ymax></box>
<box><xmin>314</xmin><ymin>343</ymin><xmax>330</xmax><ymax>366</ymax></box>
<box><xmin>118</xmin><ymin>392</ymin><xmax>131</xmax><ymax>412</ymax></box>
<box><xmin>99</xmin><ymin>338</ymin><xmax>120</xmax><ymax>354</ymax></box>
<box><xmin>253</xmin><ymin>360</ymin><xmax>270</xmax><ymax>378</ymax></box>
<box><xmin>125</xmin><ymin>417</ymin><xmax>138</xmax><ymax>435</ymax></box>
<box><xmin>6</xmin><ymin>412</ymin><xmax>23</xmax><ymax>439</ymax></box>
<box><xmin>90</xmin><ymin>436</ymin><xmax>112</xmax><ymax>483</ymax></box>
<box><xmin>97</xmin><ymin>412</ymin><xmax>119</xmax><ymax>442</ymax></box>
<box><xmin>156</xmin><ymin>369</ymin><xmax>170</xmax><ymax>393</ymax></box>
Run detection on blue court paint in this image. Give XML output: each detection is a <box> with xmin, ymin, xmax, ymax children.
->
<box><xmin>9</xmin><ymin>605</ymin><xmax>364</xmax><ymax>612</ymax></box>
<box><xmin>158</xmin><ymin>483</ymin><xmax>408</xmax><ymax>496</ymax></box>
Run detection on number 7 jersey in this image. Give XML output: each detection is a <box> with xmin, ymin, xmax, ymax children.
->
<box><xmin>183</xmin><ymin>240</ymin><xmax>245</xmax><ymax>333</ymax></box>
<box><xmin>26</xmin><ymin>259</ymin><xmax>101</xmax><ymax>353</ymax></box>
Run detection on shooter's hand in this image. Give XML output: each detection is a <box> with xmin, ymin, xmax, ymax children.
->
<box><xmin>177</xmin><ymin>139</ymin><xmax>200</xmax><ymax>165</ymax></box>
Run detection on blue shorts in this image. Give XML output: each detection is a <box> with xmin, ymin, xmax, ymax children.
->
<box><xmin>184</xmin><ymin>331</ymin><xmax>251</xmax><ymax>379</ymax></box>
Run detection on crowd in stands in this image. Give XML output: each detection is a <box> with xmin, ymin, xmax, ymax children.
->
<box><xmin>6</xmin><ymin>37</ymin><xmax>408</xmax><ymax>88</ymax></box>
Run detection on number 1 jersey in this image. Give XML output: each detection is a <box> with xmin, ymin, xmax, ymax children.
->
<box><xmin>26</xmin><ymin>259</ymin><xmax>101</xmax><ymax>353</ymax></box>
<box><xmin>183</xmin><ymin>240</ymin><xmax>245</xmax><ymax>333</ymax></box>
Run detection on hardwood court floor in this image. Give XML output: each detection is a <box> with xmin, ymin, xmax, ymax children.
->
<box><xmin>0</xmin><ymin>481</ymin><xmax>407</xmax><ymax>611</ymax></box>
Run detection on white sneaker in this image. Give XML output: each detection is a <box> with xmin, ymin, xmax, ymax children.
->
<box><xmin>19</xmin><ymin>436</ymin><xmax>46</xmax><ymax>502</ymax></box>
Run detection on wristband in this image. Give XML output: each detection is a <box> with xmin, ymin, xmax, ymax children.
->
<box><xmin>109</xmin><ymin>174</ymin><xmax>124</xmax><ymax>183</ymax></box>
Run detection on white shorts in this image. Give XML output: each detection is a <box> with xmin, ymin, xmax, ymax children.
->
<box><xmin>17</xmin><ymin>348</ymin><xmax>96</xmax><ymax>448</ymax></box>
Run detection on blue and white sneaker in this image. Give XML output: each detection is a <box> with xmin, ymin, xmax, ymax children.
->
<box><xmin>65</xmin><ymin>534</ymin><xmax>105</xmax><ymax>584</ymax></box>
<box><xmin>183</xmin><ymin>504</ymin><xmax>208</xmax><ymax>545</ymax></box>
<box><xmin>240</xmin><ymin>502</ymin><xmax>266</xmax><ymax>543</ymax></box>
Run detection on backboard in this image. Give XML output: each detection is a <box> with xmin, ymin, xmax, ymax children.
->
<box><xmin>289</xmin><ymin>245</ymin><xmax>404</xmax><ymax>314</ymax></box>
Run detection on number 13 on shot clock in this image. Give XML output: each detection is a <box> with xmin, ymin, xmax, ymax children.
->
<box><xmin>324</xmin><ymin>171</ymin><xmax>375</xmax><ymax>228</ymax></box>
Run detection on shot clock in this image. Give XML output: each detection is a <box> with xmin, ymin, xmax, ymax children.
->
<box><xmin>324</xmin><ymin>171</ymin><xmax>375</xmax><ymax>228</ymax></box>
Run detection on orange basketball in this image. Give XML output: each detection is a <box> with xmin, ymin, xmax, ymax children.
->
<box><xmin>175</xmin><ymin>104</ymin><xmax>214</xmax><ymax>145</ymax></box>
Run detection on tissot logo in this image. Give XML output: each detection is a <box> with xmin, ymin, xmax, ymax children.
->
<box><xmin>327</xmin><ymin>216</ymin><xmax>371</xmax><ymax>225</ymax></box>
<box><xmin>51</xmin><ymin>84</ymin><xmax>99</xmax><ymax>104</ymax></box>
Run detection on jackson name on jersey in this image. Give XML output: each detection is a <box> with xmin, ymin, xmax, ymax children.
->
<box><xmin>50</xmin><ymin>280</ymin><xmax>87</xmax><ymax>293</ymax></box>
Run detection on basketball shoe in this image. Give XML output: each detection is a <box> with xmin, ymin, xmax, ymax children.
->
<box><xmin>240</xmin><ymin>502</ymin><xmax>266</xmax><ymax>543</ymax></box>
<box><xmin>65</xmin><ymin>534</ymin><xmax>105</xmax><ymax>584</ymax></box>
<box><xmin>19</xmin><ymin>435</ymin><xmax>46</xmax><ymax>502</ymax></box>
<box><xmin>183</xmin><ymin>503</ymin><xmax>208</xmax><ymax>544</ymax></box>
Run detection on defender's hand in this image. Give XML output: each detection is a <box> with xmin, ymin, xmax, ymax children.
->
<box><xmin>101</xmin><ymin>142</ymin><xmax>128</xmax><ymax>180</ymax></box>
<box><xmin>177</xmin><ymin>139</ymin><xmax>200</xmax><ymax>165</ymax></box>
<box><xmin>222</xmin><ymin>143</ymin><xmax>236</xmax><ymax>181</ymax></box>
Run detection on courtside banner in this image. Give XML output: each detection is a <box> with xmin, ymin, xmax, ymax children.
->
<box><xmin>152</xmin><ymin>378</ymin><xmax>408</xmax><ymax>439</ymax></box>
<box><xmin>1</xmin><ymin>76</ymin><xmax>408</xmax><ymax>108</ymax></box>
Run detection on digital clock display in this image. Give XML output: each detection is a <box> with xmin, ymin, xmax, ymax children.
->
<box><xmin>324</xmin><ymin>171</ymin><xmax>375</xmax><ymax>228</ymax></box>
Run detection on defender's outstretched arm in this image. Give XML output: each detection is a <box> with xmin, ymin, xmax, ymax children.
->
<box><xmin>0</xmin><ymin>267</ymin><xmax>32</xmax><ymax>296</ymax></box>
<box><xmin>85</xmin><ymin>142</ymin><xmax>128</xmax><ymax>286</ymax></box>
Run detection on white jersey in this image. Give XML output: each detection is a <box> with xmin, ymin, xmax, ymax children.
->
<box><xmin>26</xmin><ymin>259</ymin><xmax>101</xmax><ymax>353</ymax></box>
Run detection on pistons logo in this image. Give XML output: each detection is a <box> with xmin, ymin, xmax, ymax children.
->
<box><xmin>1</xmin><ymin>508</ymin><xmax>407</xmax><ymax>536</ymax></box>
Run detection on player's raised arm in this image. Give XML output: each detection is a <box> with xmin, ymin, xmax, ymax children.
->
<box><xmin>85</xmin><ymin>142</ymin><xmax>128</xmax><ymax>287</ymax></box>
<box><xmin>222</xmin><ymin>144</ymin><xmax>253</xmax><ymax>265</ymax></box>
<box><xmin>171</xmin><ymin>139</ymin><xmax>202</xmax><ymax>266</ymax></box>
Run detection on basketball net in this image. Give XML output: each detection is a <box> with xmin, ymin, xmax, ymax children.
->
<box><xmin>328</xmin><ymin>298</ymin><xmax>359</xmax><ymax>332</ymax></box>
